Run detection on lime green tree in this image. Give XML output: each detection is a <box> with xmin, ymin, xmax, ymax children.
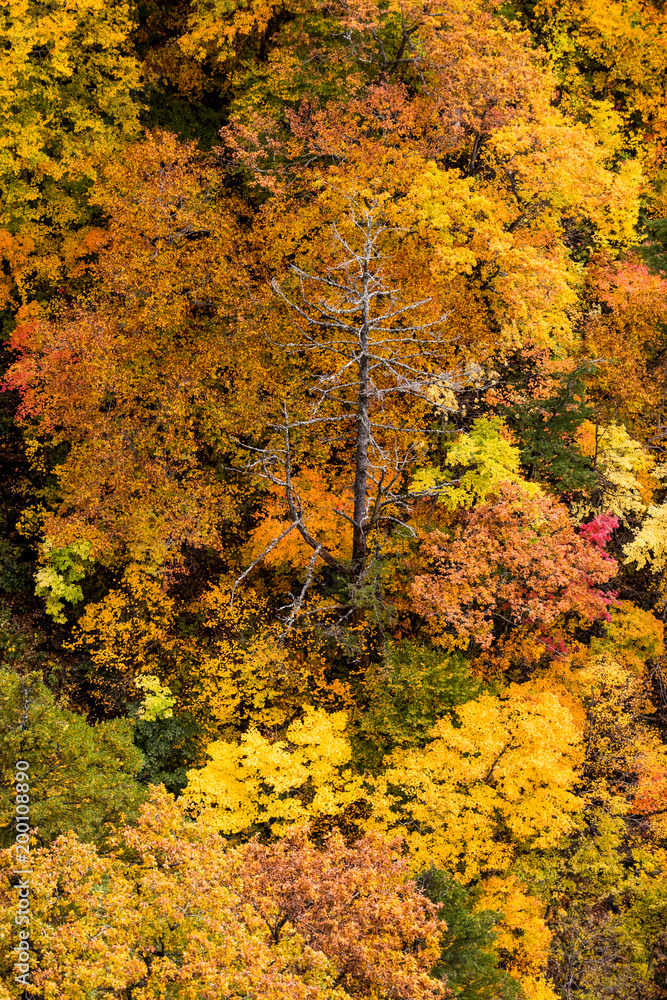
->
<box><xmin>0</xmin><ymin>668</ymin><xmax>145</xmax><ymax>847</ymax></box>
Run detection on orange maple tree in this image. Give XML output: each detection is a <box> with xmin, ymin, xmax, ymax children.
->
<box><xmin>412</xmin><ymin>483</ymin><xmax>619</xmax><ymax>649</ymax></box>
<box><xmin>234</xmin><ymin>826</ymin><xmax>450</xmax><ymax>999</ymax></box>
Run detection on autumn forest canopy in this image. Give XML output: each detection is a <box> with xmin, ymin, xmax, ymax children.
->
<box><xmin>2</xmin><ymin>0</ymin><xmax>667</xmax><ymax>997</ymax></box>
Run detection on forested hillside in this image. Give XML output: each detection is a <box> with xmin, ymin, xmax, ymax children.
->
<box><xmin>1</xmin><ymin>0</ymin><xmax>667</xmax><ymax>997</ymax></box>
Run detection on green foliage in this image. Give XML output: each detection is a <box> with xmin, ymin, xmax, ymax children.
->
<box><xmin>0</xmin><ymin>601</ymin><xmax>30</xmax><ymax>666</ymax></box>
<box><xmin>515</xmin><ymin>805</ymin><xmax>667</xmax><ymax>1000</ymax></box>
<box><xmin>590</xmin><ymin>601</ymin><xmax>664</xmax><ymax>667</ymax></box>
<box><xmin>133</xmin><ymin>709</ymin><xmax>204</xmax><ymax>796</ymax></box>
<box><xmin>444</xmin><ymin>417</ymin><xmax>526</xmax><ymax>507</ymax></box>
<box><xmin>0</xmin><ymin>667</ymin><xmax>145</xmax><ymax>847</ymax></box>
<box><xmin>134</xmin><ymin>674</ymin><xmax>176</xmax><ymax>721</ymax></box>
<box><xmin>497</xmin><ymin>364</ymin><xmax>597</xmax><ymax>492</ymax></box>
<box><xmin>0</xmin><ymin>538</ymin><xmax>32</xmax><ymax>594</ymax></box>
<box><xmin>411</xmin><ymin>417</ymin><xmax>530</xmax><ymax>509</ymax></box>
<box><xmin>34</xmin><ymin>539</ymin><xmax>94</xmax><ymax>622</ymax></box>
<box><xmin>0</xmin><ymin>3</ymin><xmax>666</xmax><ymax>997</ymax></box>
<box><xmin>353</xmin><ymin>643</ymin><xmax>480</xmax><ymax>770</ymax></box>
<box><xmin>0</xmin><ymin>344</ymin><xmax>33</xmax><ymax>596</ymax></box>
<box><xmin>622</xmin><ymin>875</ymin><xmax>667</xmax><ymax>993</ymax></box>
<box><xmin>141</xmin><ymin>88</ymin><xmax>229</xmax><ymax>152</ymax></box>
<box><xmin>638</xmin><ymin>217</ymin><xmax>667</xmax><ymax>276</ymax></box>
<box><xmin>419</xmin><ymin>867</ymin><xmax>521</xmax><ymax>1000</ymax></box>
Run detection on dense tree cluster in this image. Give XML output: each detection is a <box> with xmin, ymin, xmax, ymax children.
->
<box><xmin>1</xmin><ymin>0</ymin><xmax>667</xmax><ymax>997</ymax></box>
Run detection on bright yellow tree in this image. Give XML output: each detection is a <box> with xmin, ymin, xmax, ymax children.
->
<box><xmin>184</xmin><ymin>706</ymin><xmax>362</xmax><ymax>837</ymax></box>
<box><xmin>367</xmin><ymin>683</ymin><xmax>584</xmax><ymax>883</ymax></box>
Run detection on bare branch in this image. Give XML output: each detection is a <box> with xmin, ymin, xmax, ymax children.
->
<box><xmin>230</xmin><ymin>521</ymin><xmax>297</xmax><ymax>607</ymax></box>
<box><xmin>279</xmin><ymin>545</ymin><xmax>323</xmax><ymax>637</ymax></box>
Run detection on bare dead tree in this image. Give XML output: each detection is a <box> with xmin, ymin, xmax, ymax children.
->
<box><xmin>230</xmin><ymin>197</ymin><xmax>472</xmax><ymax>614</ymax></box>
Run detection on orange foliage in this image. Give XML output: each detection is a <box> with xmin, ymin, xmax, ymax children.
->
<box><xmin>234</xmin><ymin>826</ymin><xmax>451</xmax><ymax>1000</ymax></box>
<box><xmin>5</xmin><ymin>131</ymin><xmax>255</xmax><ymax>562</ymax></box>
<box><xmin>583</xmin><ymin>254</ymin><xmax>667</xmax><ymax>432</ymax></box>
<box><xmin>412</xmin><ymin>483</ymin><xmax>618</xmax><ymax>649</ymax></box>
<box><xmin>0</xmin><ymin>787</ymin><xmax>450</xmax><ymax>1000</ymax></box>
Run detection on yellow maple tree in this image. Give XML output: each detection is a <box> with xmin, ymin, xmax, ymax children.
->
<box><xmin>183</xmin><ymin>706</ymin><xmax>363</xmax><ymax>837</ymax></box>
<box><xmin>366</xmin><ymin>683</ymin><xmax>583</xmax><ymax>883</ymax></box>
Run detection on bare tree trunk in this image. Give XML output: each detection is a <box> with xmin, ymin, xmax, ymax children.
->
<box><xmin>229</xmin><ymin>198</ymin><xmax>468</xmax><ymax>625</ymax></box>
<box><xmin>352</xmin><ymin>260</ymin><xmax>371</xmax><ymax>577</ymax></box>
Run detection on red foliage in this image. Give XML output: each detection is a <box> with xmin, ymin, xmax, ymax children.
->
<box><xmin>578</xmin><ymin>513</ymin><xmax>619</xmax><ymax>554</ymax></box>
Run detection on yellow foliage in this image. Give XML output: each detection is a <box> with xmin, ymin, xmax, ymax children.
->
<box><xmin>366</xmin><ymin>684</ymin><xmax>583</xmax><ymax>883</ymax></box>
<box><xmin>73</xmin><ymin>566</ymin><xmax>175</xmax><ymax>677</ymax></box>
<box><xmin>624</xmin><ymin>501</ymin><xmax>667</xmax><ymax>573</ymax></box>
<box><xmin>0</xmin><ymin>0</ymin><xmax>142</xmax><ymax>301</ymax></box>
<box><xmin>425</xmin><ymin>385</ymin><xmax>459</xmax><ymax>412</ymax></box>
<box><xmin>476</xmin><ymin>876</ymin><xmax>558</xmax><ymax>999</ymax></box>
<box><xmin>134</xmin><ymin>675</ymin><xmax>175</xmax><ymax>721</ymax></box>
<box><xmin>169</xmin><ymin>585</ymin><xmax>305</xmax><ymax>738</ymax></box>
<box><xmin>71</xmin><ymin>575</ymin><xmax>341</xmax><ymax>737</ymax></box>
<box><xmin>536</xmin><ymin>0</ymin><xmax>667</xmax><ymax>166</ymax></box>
<box><xmin>520</xmin><ymin>977</ymin><xmax>560</xmax><ymax>1000</ymax></box>
<box><xmin>409</xmin><ymin>162</ymin><xmax>581</xmax><ymax>353</ymax></box>
<box><xmin>451</xmin><ymin>417</ymin><xmax>537</xmax><ymax>508</ymax></box>
<box><xmin>184</xmin><ymin>706</ymin><xmax>362</xmax><ymax>837</ymax></box>
<box><xmin>574</xmin><ymin>423</ymin><xmax>667</xmax><ymax>573</ymax></box>
<box><xmin>577</xmin><ymin>654</ymin><xmax>640</xmax><ymax>713</ymax></box>
<box><xmin>592</xmin><ymin>600</ymin><xmax>664</xmax><ymax>673</ymax></box>
<box><xmin>574</xmin><ymin>653</ymin><xmax>667</xmax><ymax>813</ymax></box>
<box><xmin>574</xmin><ymin>423</ymin><xmax>667</xmax><ymax>574</ymax></box>
<box><xmin>574</xmin><ymin>420</ymin><xmax>653</xmax><ymax>524</ymax></box>
<box><xmin>408</xmin><ymin>92</ymin><xmax>641</xmax><ymax>350</ymax></box>
<box><xmin>523</xmin><ymin>670</ymin><xmax>589</xmax><ymax>738</ymax></box>
<box><xmin>70</xmin><ymin>566</ymin><xmax>175</xmax><ymax>711</ymax></box>
<box><xmin>34</xmin><ymin>538</ymin><xmax>95</xmax><ymax>622</ymax></box>
<box><xmin>410</xmin><ymin>416</ymin><xmax>537</xmax><ymax>509</ymax></box>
